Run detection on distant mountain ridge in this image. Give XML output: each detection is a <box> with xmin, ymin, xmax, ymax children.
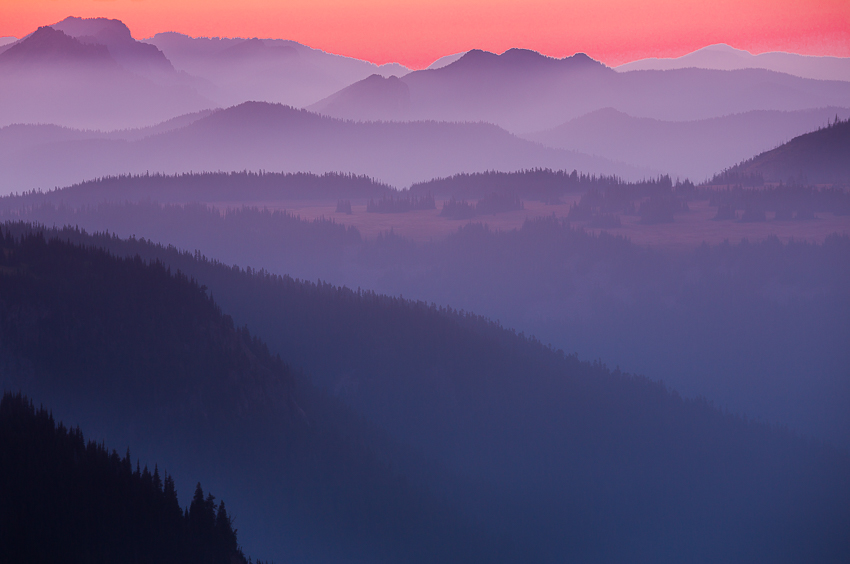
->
<box><xmin>618</xmin><ymin>43</ymin><xmax>850</xmax><ymax>82</ymax></box>
<box><xmin>0</xmin><ymin>101</ymin><xmax>651</xmax><ymax>193</ymax></box>
<box><xmin>5</xmin><ymin>16</ymin><xmax>850</xmax><ymax>134</ymax></box>
<box><xmin>143</xmin><ymin>32</ymin><xmax>410</xmax><ymax>109</ymax></box>
<box><xmin>310</xmin><ymin>48</ymin><xmax>850</xmax><ymax>133</ymax></box>
<box><xmin>427</xmin><ymin>51</ymin><xmax>466</xmax><ymax>69</ymax></box>
<box><xmin>525</xmin><ymin>106</ymin><xmax>850</xmax><ymax>181</ymax></box>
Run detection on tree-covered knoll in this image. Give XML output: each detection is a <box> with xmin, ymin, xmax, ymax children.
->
<box><xmin>0</xmin><ymin>171</ymin><xmax>394</xmax><ymax>212</ymax></box>
<box><xmin>719</xmin><ymin>116</ymin><xmax>850</xmax><ymax>185</ymax></box>
<box><xmin>408</xmin><ymin>168</ymin><xmax>637</xmax><ymax>202</ymax></box>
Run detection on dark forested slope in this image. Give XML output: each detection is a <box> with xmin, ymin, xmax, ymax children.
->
<box><xmin>5</xmin><ymin>193</ymin><xmax>848</xmax><ymax>447</ymax></box>
<box><xmin>722</xmin><ymin>116</ymin><xmax>850</xmax><ymax>184</ymax></box>
<box><xmin>0</xmin><ymin>392</ymin><xmax>246</xmax><ymax>564</ymax></box>
<box><xmin>0</xmin><ymin>229</ymin><xmax>506</xmax><ymax>564</ymax></box>
<box><xmin>310</xmin><ymin>48</ymin><xmax>850</xmax><ymax>132</ymax></box>
<box><xmin>5</xmin><ymin>222</ymin><xmax>848</xmax><ymax>564</ymax></box>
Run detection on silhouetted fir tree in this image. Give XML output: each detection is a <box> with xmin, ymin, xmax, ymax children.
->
<box><xmin>217</xmin><ymin>501</ymin><xmax>240</xmax><ymax>557</ymax></box>
<box><xmin>0</xmin><ymin>391</ymin><xmax>248</xmax><ymax>564</ymax></box>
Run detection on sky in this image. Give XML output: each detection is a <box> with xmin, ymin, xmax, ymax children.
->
<box><xmin>2</xmin><ymin>0</ymin><xmax>848</xmax><ymax>69</ymax></box>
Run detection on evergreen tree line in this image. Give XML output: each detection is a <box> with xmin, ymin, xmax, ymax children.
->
<box><xmin>0</xmin><ymin>391</ymin><xmax>249</xmax><ymax>564</ymax></box>
<box><xmin>700</xmin><ymin>184</ymin><xmax>850</xmax><ymax>216</ymax></box>
<box><xmin>1</xmin><ymin>168</ymin><xmax>846</xmax><ymax>223</ymax></box>
<box><xmin>439</xmin><ymin>192</ymin><xmax>524</xmax><ymax>219</ymax></box>
<box><xmin>566</xmin><ymin>177</ymin><xmax>692</xmax><ymax>224</ymax></box>
<box><xmin>409</xmin><ymin>168</ymin><xmax>665</xmax><ymax>203</ymax></box>
<box><xmin>366</xmin><ymin>193</ymin><xmax>436</xmax><ymax>213</ymax></box>
<box><xmin>0</xmin><ymin>171</ymin><xmax>394</xmax><ymax>212</ymax></box>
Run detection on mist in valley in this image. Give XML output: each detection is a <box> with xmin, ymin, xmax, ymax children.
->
<box><xmin>1</xmin><ymin>12</ymin><xmax>849</xmax><ymax>564</ymax></box>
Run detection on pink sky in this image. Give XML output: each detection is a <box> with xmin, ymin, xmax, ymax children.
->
<box><xmin>2</xmin><ymin>0</ymin><xmax>849</xmax><ymax>68</ymax></box>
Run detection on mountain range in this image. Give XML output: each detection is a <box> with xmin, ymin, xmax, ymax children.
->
<box><xmin>0</xmin><ymin>101</ymin><xmax>649</xmax><ymax>193</ymax></box>
<box><xmin>4</xmin><ymin>17</ymin><xmax>850</xmax><ymax>142</ymax></box>
<box><xmin>0</xmin><ymin>17</ymin><xmax>412</xmax><ymax>128</ymax></box>
<box><xmin>143</xmin><ymin>32</ymin><xmax>409</xmax><ymax>109</ymax></box>
<box><xmin>309</xmin><ymin>48</ymin><xmax>850</xmax><ymax>133</ymax></box>
<box><xmin>617</xmin><ymin>43</ymin><xmax>850</xmax><ymax>82</ymax></box>
<box><xmin>524</xmin><ymin>106</ymin><xmax>850</xmax><ymax>181</ymax></box>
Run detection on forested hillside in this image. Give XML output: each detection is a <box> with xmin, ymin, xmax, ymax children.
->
<box><xmin>0</xmin><ymin>229</ymin><xmax>507</xmax><ymax>564</ymax></box>
<box><xmin>4</xmin><ymin>223</ymin><xmax>848</xmax><ymax>564</ymax></box>
<box><xmin>0</xmin><ymin>392</ymin><xmax>248</xmax><ymax>564</ymax></box>
<box><xmin>722</xmin><ymin>117</ymin><xmax>850</xmax><ymax>184</ymax></box>
<box><xmin>6</xmin><ymin>195</ymin><xmax>848</xmax><ymax>447</ymax></box>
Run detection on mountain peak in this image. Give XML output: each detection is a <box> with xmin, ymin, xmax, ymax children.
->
<box><xmin>308</xmin><ymin>74</ymin><xmax>411</xmax><ymax>120</ymax></box>
<box><xmin>51</xmin><ymin>16</ymin><xmax>173</xmax><ymax>75</ymax></box>
<box><xmin>696</xmin><ymin>43</ymin><xmax>751</xmax><ymax>55</ymax></box>
<box><xmin>444</xmin><ymin>47</ymin><xmax>607</xmax><ymax>74</ymax></box>
<box><xmin>0</xmin><ymin>25</ymin><xmax>113</xmax><ymax>66</ymax></box>
<box><xmin>52</xmin><ymin>16</ymin><xmax>134</xmax><ymax>43</ymax></box>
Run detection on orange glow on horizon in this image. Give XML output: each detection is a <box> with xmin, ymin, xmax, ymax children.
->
<box><xmin>1</xmin><ymin>0</ymin><xmax>848</xmax><ymax>69</ymax></box>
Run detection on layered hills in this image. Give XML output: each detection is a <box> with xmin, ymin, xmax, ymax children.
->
<box><xmin>6</xmin><ymin>16</ymin><xmax>849</xmax><ymax>139</ymax></box>
<box><xmin>310</xmin><ymin>48</ymin><xmax>850</xmax><ymax>133</ymax></box>
<box><xmin>144</xmin><ymin>32</ymin><xmax>410</xmax><ymax>108</ymax></box>
<box><xmin>617</xmin><ymin>43</ymin><xmax>850</xmax><ymax>82</ymax></box>
<box><xmin>525</xmin><ymin>106</ymin><xmax>850</xmax><ymax>181</ymax></box>
<box><xmin>0</xmin><ymin>228</ymin><xmax>506</xmax><ymax>564</ymax></box>
<box><xmin>0</xmin><ymin>101</ymin><xmax>648</xmax><ymax>192</ymax></box>
<box><xmin>3</xmin><ymin>222</ymin><xmax>848</xmax><ymax>563</ymax></box>
<box><xmin>6</xmin><ymin>192</ymin><xmax>848</xmax><ymax>446</ymax></box>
